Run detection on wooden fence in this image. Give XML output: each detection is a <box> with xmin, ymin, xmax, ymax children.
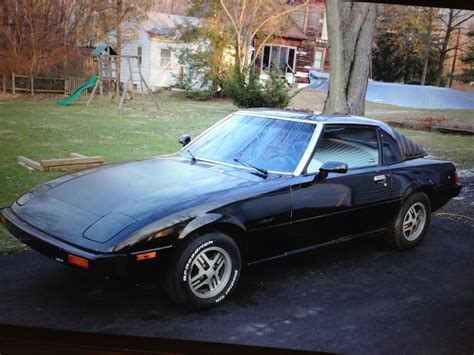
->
<box><xmin>1</xmin><ymin>74</ymin><xmax>86</xmax><ymax>95</ymax></box>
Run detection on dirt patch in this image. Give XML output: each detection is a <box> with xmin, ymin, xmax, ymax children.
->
<box><xmin>289</xmin><ymin>88</ymin><xmax>326</xmax><ymax>113</ymax></box>
<box><xmin>420</xmin><ymin>116</ymin><xmax>445</xmax><ymax>126</ymax></box>
<box><xmin>387</xmin><ymin>120</ymin><xmax>474</xmax><ymax>136</ymax></box>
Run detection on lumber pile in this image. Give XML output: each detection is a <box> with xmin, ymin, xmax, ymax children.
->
<box><xmin>17</xmin><ymin>153</ymin><xmax>104</xmax><ymax>172</ymax></box>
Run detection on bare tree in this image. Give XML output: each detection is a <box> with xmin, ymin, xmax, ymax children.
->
<box><xmin>421</xmin><ymin>7</ymin><xmax>433</xmax><ymax>86</ymax></box>
<box><xmin>433</xmin><ymin>9</ymin><xmax>473</xmax><ymax>86</ymax></box>
<box><xmin>323</xmin><ymin>1</ymin><xmax>377</xmax><ymax>116</ymax></box>
<box><xmin>116</xmin><ymin>0</ymin><xmax>122</xmax><ymax>94</ymax></box>
<box><xmin>218</xmin><ymin>0</ymin><xmax>308</xmax><ymax>72</ymax></box>
<box><xmin>0</xmin><ymin>0</ymin><xmax>152</xmax><ymax>77</ymax></box>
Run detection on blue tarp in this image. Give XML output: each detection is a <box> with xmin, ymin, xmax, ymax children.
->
<box><xmin>308</xmin><ymin>70</ymin><xmax>474</xmax><ymax>110</ymax></box>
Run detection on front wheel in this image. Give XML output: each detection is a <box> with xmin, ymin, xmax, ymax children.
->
<box><xmin>164</xmin><ymin>232</ymin><xmax>241</xmax><ymax>309</ymax></box>
<box><xmin>385</xmin><ymin>192</ymin><xmax>431</xmax><ymax>250</ymax></box>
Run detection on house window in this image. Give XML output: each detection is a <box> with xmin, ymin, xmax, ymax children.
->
<box><xmin>261</xmin><ymin>45</ymin><xmax>296</xmax><ymax>74</ymax></box>
<box><xmin>309</xmin><ymin>9</ymin><xmax>320</xmax><ymax>29</ymax></box>
<box><xmin>137</xmin><ymin>46</ymin><xmax>142</xmax><ymax>65</ymax></box>
<box><xmin>160</xmin><ymin>48</ymin><xmax>172</xmax><ymax>67</ymax></box>
<box><xmin>313</xmin><ymin>49</ymin><xmax>324</xmax><ymax>69</ymax></box>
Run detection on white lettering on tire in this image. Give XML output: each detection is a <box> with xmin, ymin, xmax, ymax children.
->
<box><xmin>182</xmin><ymin>240</ymin><xmax>213</xmax><ymax>282</ymax></box>
<box><xmin>215</xmin><ymin>269</ymin><xmax>239</xmax><ymax>303</ymax></box>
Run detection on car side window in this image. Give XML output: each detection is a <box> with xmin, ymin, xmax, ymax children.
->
<box><xmin>307</xmin><ymin>125</ymin><xmax>380</xmax><ymax>173</ymax></box>
<box><xmin>380</xmin><ymin>129</ymin><xmax>403</xmax><ymax>164</ymax></box>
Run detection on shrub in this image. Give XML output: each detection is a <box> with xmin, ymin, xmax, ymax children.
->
<box><xmin>222</xmin><ymin>68</ymin><xmax>291</xmax><ymax>108</ymax></box>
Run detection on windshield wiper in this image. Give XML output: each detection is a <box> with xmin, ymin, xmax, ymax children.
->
<box><xmin>186</xmin><ymin>149</ymin><xmax>197</xmax><ymax>163</ymax></box>
<box><xmin>233</xmin><ymin>158</ymin><xmax>268</xmax><ymax>178</ymax></box>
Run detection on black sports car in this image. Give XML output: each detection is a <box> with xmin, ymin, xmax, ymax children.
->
<box><xmin>1</xmin><ymin>109</ymin><xmax>462</xmax><ymax>308</ymax></box>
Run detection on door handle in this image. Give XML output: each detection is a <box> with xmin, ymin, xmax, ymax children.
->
<box><xmin>374</xmin><ymin>174</ymin><xmax>386</xmax><ymax>183</ymax></box>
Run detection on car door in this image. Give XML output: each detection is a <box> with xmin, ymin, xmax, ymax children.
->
<box><xmin>288</xmin><ymin>124</ymin><xmax>393</xmax><ymax>252</ymax></box>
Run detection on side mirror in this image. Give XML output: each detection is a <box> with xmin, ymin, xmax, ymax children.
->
<box><xmin>317</xmin><ymin>161</ymin><xmax>348</xmax><ymax>180</ymax></box>
<box><xmin>179</xmin><ymin>134</ymin><xmax>191</xmax><ymax>146</ymax></box>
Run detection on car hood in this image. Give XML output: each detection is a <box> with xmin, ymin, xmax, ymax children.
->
<box><xmin>13</xmin><ymin>156</ymin><xmax>260</xmax><ymax>247</ymax></box>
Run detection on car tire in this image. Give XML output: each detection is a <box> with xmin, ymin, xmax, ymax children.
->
<box><xmin>164</xmin><ymin>232</ymin><xmax>241</xmax><ymax>309</ymax></box>
<box><xmin>385</xmin><ymin>191</ymin><xmax>431</xmax><ymax>250</ymax></box>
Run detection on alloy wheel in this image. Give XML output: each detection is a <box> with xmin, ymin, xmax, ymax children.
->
<box><xmin>188</xmin><ymin>246</ymin><xmax>232</xmax><ymax>298</ymax></box>
<box><xmin>403</xmin><ymin>202</ymin><xmax>427</xmax><ymax>241</ymax></box>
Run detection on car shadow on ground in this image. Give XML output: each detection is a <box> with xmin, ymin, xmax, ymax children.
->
<box><xmin>32</xmin><ymin>233</ymin><xmax>389</xmax><ymax>314</ymax></box>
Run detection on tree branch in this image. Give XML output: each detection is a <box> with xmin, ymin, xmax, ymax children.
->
<box><xmin>251</xmin><ymin>0</ymin><xmax>308</xmax><ymax>40</ymax></box>
<box><xmin>220</xmin><ymin>0</ymin><xmax>240</xmax><ymax>39</ymax></box>
<box><xmin>452</xmin><ymin>14</ymin><xmax>474</xmax><ymax>30</ymax></box>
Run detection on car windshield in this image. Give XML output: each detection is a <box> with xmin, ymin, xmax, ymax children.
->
<box><xmin>187</xmin><ymin>114</ymin><xmax>316</xmax><ymax>173</ymax></box>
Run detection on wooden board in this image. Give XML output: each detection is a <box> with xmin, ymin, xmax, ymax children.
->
<box><xmin>39</xmin><ymin>156</ymin><xmax>104</xmax><ymax>168</ymax></box>
<box><xmin>46</xmin><ymin>162</ymin><xmax>103</xmax><ymax>171</ymax></box>
<box><xmin>17</xmin><ymin>153</ymin><xmax>104</xmax><ymax>172</ymax></box>
<box><xmin>17</xmin><ymin>156</ymin><xmax>43</xmax><ymax>171</ymax></box>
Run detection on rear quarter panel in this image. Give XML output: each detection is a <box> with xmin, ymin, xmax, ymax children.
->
<box><xmin>389</xmin><ymin>157</ymin><xmax>457</xmax><ymax>208</ymax></box>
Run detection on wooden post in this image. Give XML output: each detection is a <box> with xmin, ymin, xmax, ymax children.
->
<box><xmin>138</xmin><ymin>64</ymin><xmax>159</xmax><ymax>110</ymax></box>
<box><xmin>31</xmin><ymin>76</ymin><xmax>34</xmax><ymax>96</ymax></box>
<box><xmin>87</xmin><ymin>79</ymin><xmax>100</xmax><ymax>106</ymax></box>
<box><xmin>118</xmin><ymin>77</ymin><xmax>131</xmax><ymax>109</ymax></box>
<box><xmin>12</xmin><ymin>73</ymin><xmax>15</xmax><ymax>95</ymax></box>
<box><xmin>2</xmin><ymin>74</ymin><xmax>5</xmax><ymax>94</ymax></box>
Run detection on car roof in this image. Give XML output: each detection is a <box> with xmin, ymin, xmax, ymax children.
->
<box><xmin>238</xmin><ymin>108</ymin><xmax>426</xmax><ymax>161</ymax></box>
<box><xmin>238</xmin><ymin>108</ymin><xmax>389</xmax><ymax>128</ymax></box>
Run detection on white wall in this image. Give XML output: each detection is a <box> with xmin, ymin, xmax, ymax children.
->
<box><xmin>149</xmin><ymin>40</ymin><xmax>183</xmax><ymax>89</ymax></box>
<box><xmin>119</xmin><ymin>25</ymin><xmax>152</xmax><ymax>89</ymax></box>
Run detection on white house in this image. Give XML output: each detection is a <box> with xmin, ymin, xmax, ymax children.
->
<box><xmin>110</xmin><ymin>12</ymin><xmax>200</xmax><ymax>91</ymax></box>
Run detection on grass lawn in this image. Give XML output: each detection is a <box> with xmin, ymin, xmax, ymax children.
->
<box><xmin>0</xmin><ymin>93</ymin><xmax>236</xmax><ymax>253</ymax></box>
<box><xmin>0</xmin><ymin>93</ymin><xmax>472</xmax><ymax>253</ymax></box>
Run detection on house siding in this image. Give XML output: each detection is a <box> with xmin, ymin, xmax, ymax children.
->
<box><xmin>119</xmin><ymin>25</ymin><xmax>152</xmax><ymax>88</ymax></box>
<box><xmin>149</xmin><ymin>39</ymin><xmax>185</xmax><ymax>88</ymax></box>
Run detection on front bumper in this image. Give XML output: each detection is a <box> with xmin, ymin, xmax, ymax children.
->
<box><xmin>1</xmin><ymin>208</ymin><xmax>143</xmax><ymax>274</ymax></box>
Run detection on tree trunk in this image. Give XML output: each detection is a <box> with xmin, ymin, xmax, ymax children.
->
<box><xmin>433</xmin><ymin>9</ymin><xmax>453</xmax><ymax>87</ymax></box>
<box><xmin>421</xmin><ymin>8</ymin><xmax>432</xmax><ymax>86</ymax></box>
<box><xmin>116</xmin><ymin>0</ymin><xmax>122</xmax><ymax>96</ymax></box>
<box><xmin>433</xmin><ymin>33</ymin><xmax>449</xmax><ymax>87</ymax></box>
<box><xmin>323</xmin><ymin>1</ymin><xmax>377</xmax><ymax>116</ymax></box>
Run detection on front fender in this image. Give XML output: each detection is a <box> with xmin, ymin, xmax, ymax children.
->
<box><xmin>178</xmin><ymin>213</ymin><xmax>247</xmax><ymax>240</ymax></box>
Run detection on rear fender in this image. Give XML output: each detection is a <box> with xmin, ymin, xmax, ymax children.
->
<box><xmin>401</xmin><ymin>177</ymin><xmax>437</xmax><ymax>202</ymax></box>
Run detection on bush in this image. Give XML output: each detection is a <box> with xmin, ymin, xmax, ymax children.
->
<box><xmin>222</xmin><ymin>68</ymin><xmax>291</xmax><ymax>108</ymax></box>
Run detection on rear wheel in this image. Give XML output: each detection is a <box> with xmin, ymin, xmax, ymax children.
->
<box><xmin>385</xmin><ymin>192</ymin><xmax>431</xmax><ymax>250</ymax></box>
<box><xmin>164</xmin><ymin>232</ymin><xmax>241</xmax><ymax>309</ymax></box>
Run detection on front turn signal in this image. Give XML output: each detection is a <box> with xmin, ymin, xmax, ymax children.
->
<box><xmin>136</xmin><ymin>251</ymin><xmax>157</xmax><ymax>261</ymax></box>
<box><xmin>68</xmin><ymin>254</ymin><xmax>89</xmax><ymax>269</ymax></box>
